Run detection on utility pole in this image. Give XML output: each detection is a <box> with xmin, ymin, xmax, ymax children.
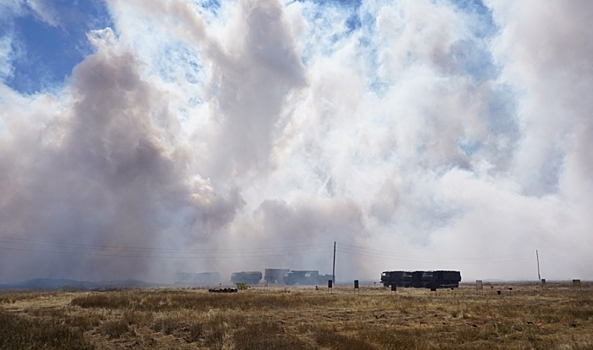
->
<box><xmin>332</xmin><ymin>241</ymin><xmax>336</xmax><ymax>286</ymax></box>
<box><xmin>536</xmin><ymin>250</ymin><xmax>541</xmax><ymax>281</ymax></box>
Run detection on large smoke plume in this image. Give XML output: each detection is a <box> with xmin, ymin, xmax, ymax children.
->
<box><xmin>0</xmin><ymin>0</ymin><xmax>591</xmax><ymax>283</ymax></box>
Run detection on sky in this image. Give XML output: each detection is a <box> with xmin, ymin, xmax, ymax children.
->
<box><xmin>0</xmin><ymin>0</ymin><xmax>591</xmax><ymax>284</ymax></box>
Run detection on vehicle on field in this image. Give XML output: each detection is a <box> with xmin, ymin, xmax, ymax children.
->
<box><xmin>381</xmin><ymin>270</ymin><xmax>461</xmax><ymax>289</ymax></box>
<box><xmin>264</xmin><ymin>268</ymin><xmax>290</xmax><ymax>284</ymax></box>
<box><xmin>381</xmin><ymin>271</ymin><xmax>405</xmax><ymax>287</ymax></box>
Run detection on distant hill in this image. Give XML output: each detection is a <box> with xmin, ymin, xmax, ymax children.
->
<box><xmin>0</xmin><ymin>278</ymin><xmax>162</xmax><ymax>291</ymax></box>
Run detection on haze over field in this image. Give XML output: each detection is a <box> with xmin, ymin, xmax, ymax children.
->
<box><xmin>0</xmin><ymin>0</ymin><xmax>591</xmax><ymax>283</ymax></box>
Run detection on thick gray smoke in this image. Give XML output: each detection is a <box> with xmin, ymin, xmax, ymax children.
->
<box><xmin>0</xmin><ymin>27</ymin><xmax>244</xmax><ymax>281</ymax></box>
<box><xmin>0</xmin><ymin>0</ymin><xmax>592</xmax><ymax>283</ymax></box>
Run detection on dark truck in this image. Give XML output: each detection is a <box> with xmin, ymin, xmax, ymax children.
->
<box><xmin>381</xmin><ymin>270</ymin><xmax>405</xmax><ymax>287</ymax></box>
<box><xmin>381</xmin><ymin>270</ymin><xmax>461</xmax><ymax>289</ymax></box>
<box><xmin>421</xmin><ymin>270</ymin><xmax>461</xmax><ymax>289</ymax></box>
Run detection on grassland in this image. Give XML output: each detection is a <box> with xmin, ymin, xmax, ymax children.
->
<box><xmin>1</xmin><ymin>282</ymin><xmax>593</xmax><ymax>349</ymax></box>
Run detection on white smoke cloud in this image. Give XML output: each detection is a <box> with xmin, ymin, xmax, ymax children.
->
<box><xmin>0</xmin><ymin>0</ymin><xmax>59</xmax><ymax>27</ymax></box>
<box><xmin>0</xmin><ymin>36</ymin><xmax>13</xmax><ymax>81</ymax></box>
<box><xmin>0</xmin><ymin>0</ymin><xmax>591</xmax><ymax>283</ymax></box>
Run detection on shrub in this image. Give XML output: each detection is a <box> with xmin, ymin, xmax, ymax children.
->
<box><xmin>315</xmin><ymin>329</ymin><xmax>376</xmax><ymax>350</ymax></box>
<box><xmin>236</xmin><ymin>283</ymin><xmax>249</xmax><ymax>290</ymax></box>
<box><xmin>0</xmin><ymin>310</ymin><xmax>93</xmax><ymax>349</ymax></box>
<box><xmin>101</xmin><ymin>319</ymin><xmax>129</xmax><ymax>339</ymax></box>
<box><xmin>71</xmin><ymin>293</ymin><xmax>130</xmax><ymax>309</ymax></box>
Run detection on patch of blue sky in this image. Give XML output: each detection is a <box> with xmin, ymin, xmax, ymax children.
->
<box><xmin>0</xmin><ymin>35</ymin><xmax>14</xmax><ymax>80</ymax></box>
<box><xmin>355</xmin><ymin>9</ymin><xmax>392</xmax><ymax>96</ymax></box>
<box><xmin>153</xmin><ymin>41</ymin><xmax>204</xmax><ymax>86</ymax></box>
<box><xmin>1</xmin><ymin>0</ymin><xmax>113</xmax><ymax>95</ymax></box>
<box><xmin>146</xmin><ymin>38</ymin><xmax>205</xmax><ymax>128</ymax></box>
<box><xmin>456</xmin><ymin>138</ymin><xmax>482</xmax><ymax>158</ymax></box>
<box><xmin>323</xmin><ymin>0</ymin><xmax>363</xmax><ymax>35</ymax></box>
<box><xmin>0</xmin><ymin>4</ymin><xmax>19</xmax><ymax>81</ymax></box>
<box><xmin>291</xmin><ymin>0</ymin><xmax>364</xmax><ymax>64</ymax></box>
<box><xmin>345</xmin><ymin>13</ymin><xmax>361</xmax><ymax>32</ymax></box>
<box><xmin>0</xmin><ymin>87</ymin><xmax>5</xmax><ymax>132</ymax></box>
<box><xmin>196</xmin><ymin>0</ymin><xmax>221</xmax><ymax>12</ymax></box>
<box><xmin>448</xmin><ymin>0</ymin><xmax>497</xmax><ymax>39</ymax></box>
<box><xmin>447</xmin><ymin>0</ymin><xmax>498</xmax><ymax>81</ymax></box>
<box><xmin>191</xmin><ymin>0</ymin><xmax>223</xmax><ymax>23</ymax></box>
<box><xmin>0</xmin><ymin>1</ymin><xmax>23</xmax><ymax>19</ymax></box>
<box><xmin>297</xmin><ymin>0</ymin><xmax>362</xmax><ymax>9</ymax></box>
<box><xmin>291</xmin><ymin>1</ymin><xmax>391</xmax><ymax>97</ymax></box>
<box><xmin>328</xmin><ymin>3</ymin><xmax>385</xmax><ymax>97</ymax></box>
<box><xmin>450</xmin><ymin>39</ymin><xmax>497</xmax><ymax>81</ymax></box>
<box><xmin>441</xmin><ymin>1</ymin><xmax>514</xmax><ymax>161</ymax></box>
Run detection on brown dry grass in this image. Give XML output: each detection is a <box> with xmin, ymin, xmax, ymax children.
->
<box><xmin>1</xmin><ymin>282</ymin><xmax>593</xmax><ymax>349</ymax></box>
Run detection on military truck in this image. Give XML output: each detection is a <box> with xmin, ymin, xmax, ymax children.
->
<box><xmin>264</xmin><ymin>268</ymin><xmax>290</xmax><ymax>284</ymax></box>
<box><xmin>421</xmin><ymin>270</ymin><xmax>461</xmax><ymax>289</ymax></box>
<box><xmin>381</xmin><ymin>270</ymin><xmax>461</xmax><ymax>289</ymax></box>
<box><xmin>381</xmin><ymin>270</ymin><xmax>405</xmax><ymax>287</ymax></box>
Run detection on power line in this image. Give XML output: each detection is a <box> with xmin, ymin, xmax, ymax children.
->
<box><xmin>338</xmin><ymin>242</ymin><xmax>533</xmax><ymax>261</ymax></box>
<box><xmin>537</xmin><ymin>251</ymin><xmax>593</xmax><ymax>268</ymax></box>
<box><xmin>0</xmin><ymin>235</ymin><xmax>332</xmax><ymax>254</ymax></box>
<box><xmin>338</xmin><ymin>247</ymin><xmax>533</xmax><ymax>265</ymax></box>
<box><xmin>0</xmin><ymin>234</ymin><xmax>333</xmax><ymax>260</ymax></box>
<box><xmin>337</xmin><ymin>244</ymin><xmax>533</xmax><ymax>264</ymax></box>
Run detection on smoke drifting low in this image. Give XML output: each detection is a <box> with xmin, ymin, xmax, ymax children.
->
<box><xmin>0</xmin><ymin>0</ymin><xmax>591</xmax><ymax>283</ymax></box>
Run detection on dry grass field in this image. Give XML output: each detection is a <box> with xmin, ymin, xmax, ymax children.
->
<box><xmin>1</xmin><ymin>282</ymin><xmax>593</xmax><ymax>349</ymax></box>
